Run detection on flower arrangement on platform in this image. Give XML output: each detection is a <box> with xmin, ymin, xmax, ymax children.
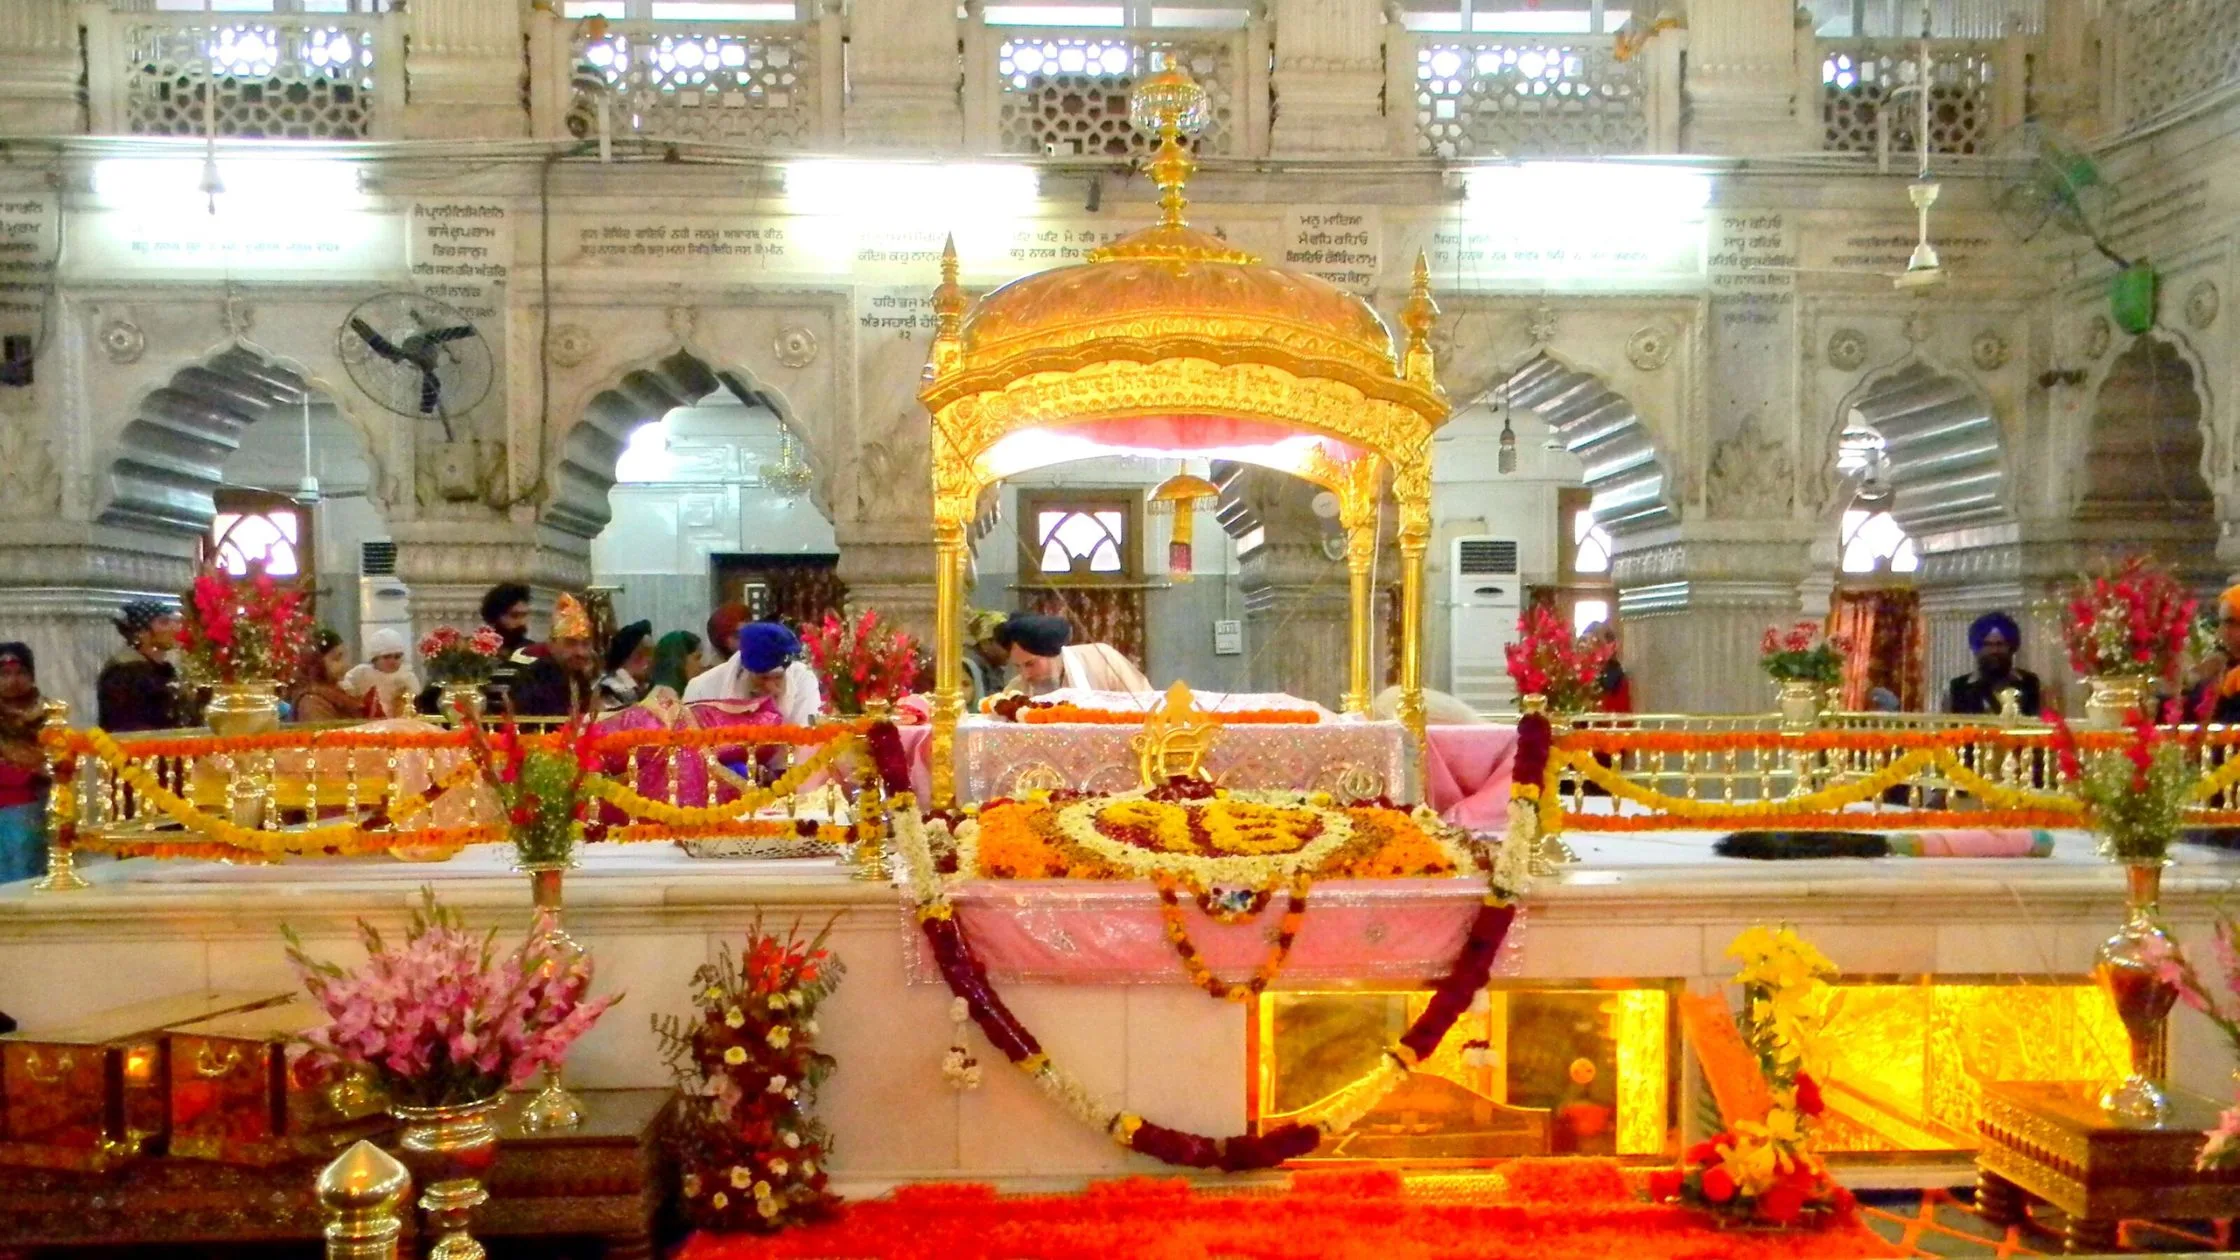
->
<box><xmin>283</xmin><ymin>887</ymin><xmax>620</xmax><ymax>1109</ymax></box>
<box><xmin>889</xmin><ymin>796</ymin><xmax>1521</xmax><ymax>1172</ymax></box>
<box><xmin>2063</xmin><ymin>555</ymin><xmax>2197</xmax><ymax>680</ymax></box>
<box><xmin>2134</xmin><ymin>917</ymin><xmax>2240</xmax><ymax>1168</ymax></box>
<box><xmin>1505</xmin><ymin>605</ymin><xmax>1613</xmax><ymax>713</ymax></box>
<box><xmin>655</xmin><ymin>916</ymin><xmax>843</xmax><ymax>1232</ymax></box>
<box><xmin>2049</xmin><ymin>708</ymin><xmax>2193</xmax><ymax>864</ymax></box>
<box><xmin>419</xmin><ymin>624</ymin><xmax>507</xmax><ymax>686</ymax></box>
<box><xmin>1650</xmin><ymin>927</ymin><xmax>1849</xmax><ymax>1230</ymax></box>
<box><xmin>461</xmin><ymin>706</ymin><xmax>602</xmax><ymax>863</ymax></box>
<box><xmin>800</xmin><ymin>608</ymin><xmax>921</xmax><ymax>715</ymax></box>
<box><xmin>1757</xmin><ymin>622</ymin><xmax>1845</xmax><ymax>687</ymax></box>
<box><xmin>181</xmin><ymin>564</ymin><xmax>313</xmax><ymax>684</ymax></box>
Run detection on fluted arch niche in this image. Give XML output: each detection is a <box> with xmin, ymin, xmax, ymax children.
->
<box><xmin>2078</xmin><ymin>334</ymin><xmax>2211</xmax><ymax>519</ymax></box>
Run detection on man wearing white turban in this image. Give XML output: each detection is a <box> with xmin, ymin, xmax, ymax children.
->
<box><xmin>342</xmin><ymin>628</ymin><xmax>422</xmax><ymax>719</ymax></box>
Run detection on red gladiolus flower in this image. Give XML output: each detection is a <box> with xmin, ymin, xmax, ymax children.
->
<box><xmin>1700</xmin><ymin>1166</ymin><xmax>1736</xmax><ymax>1204</ymax></box>
<box><xmin>1683</xmin><ymin>1140</ymin><xmax>1720</xmax><ymax>1165</ymax></box>
<box><xmin>1793</xmin><ymin>1072</ymin><xmax>1825</xmax><ymax>1118</ymax></box>
<box><xmin>1757</xmin><ymin>1182</ymin><xmax>1806</xmax><ymax>1225</ymax></box>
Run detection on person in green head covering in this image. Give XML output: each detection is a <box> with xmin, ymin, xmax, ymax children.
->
<box><xmin>648</xmin><ymin>629</ymin><xmax>705</xmax><ymax>697</ymax></box>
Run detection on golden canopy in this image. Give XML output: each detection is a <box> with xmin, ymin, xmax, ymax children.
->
<box><xmin>916</xmin><ymin>61</ymin><xmax>1449</xmax><ymax>805</ymax></box>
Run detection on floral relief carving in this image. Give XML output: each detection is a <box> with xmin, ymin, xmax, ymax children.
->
<box><xmin>1825</xmin><ymin>328</ymin><xmax>1868</xmax><ymax>372</ymax></box>
<box><xmin>2083</xmin><ymin>315</ymin><xmax>2112</xmax><ymax>360</ymax></box>
<box><xmin>1970</xmin><ymin>330</ymin><xmax>2010</xmax><ymax>372</ymax></box>
<box><xmin>1625</xmin><ymin>323</ymin><xmax>1673</xmax><ymax>372</ymax></box>
<box><xmin>1705</xmin><ymin>413</ymin><xmax>1793</xmax><ymax>520</ymax></box>
<box><xmin>0</xmin><ymin>414</ymin><xmax>60</xmax><ymax>518</ymax></box>
<box><xmin>548</xmin><ymin>323</ymin><xmax>595</xmax><ymax>368</ymax></box>
<box><xmin>774</xmin><ymin>324</ymin><xmax>820</xmax><ymax>369</ymax></box>
<box><xmin>98</xmin><ymin>317</ymin><xmax>145</xmax><ymax>365</ymax></box>
<box><xmin>2186</xmin><ymin>280</ymin><xmax>2219</xmax><ymax>330</ymax></box>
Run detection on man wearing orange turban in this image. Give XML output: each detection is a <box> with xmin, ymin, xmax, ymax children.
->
<box><xmin>2187</xmin><ymin>585</ymin><xmax>2240</xmax><ymax>724</ymax></box>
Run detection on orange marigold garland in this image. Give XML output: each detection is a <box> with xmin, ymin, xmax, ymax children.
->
<box><xmin>1154</xmin><ymin>873</ymin><xmax>1311</xmax><ymax>1003</ymax></box>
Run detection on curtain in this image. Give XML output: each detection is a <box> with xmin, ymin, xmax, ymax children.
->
<box><xmin>1026</xmin><ymin>587</ymin><xmax>1147</xmax><ymax>667</ymax></box>
<box><xmin>1830</xmin><ymin>588</ymin><xmax>1925</xmax><ymax>710</ymax></box>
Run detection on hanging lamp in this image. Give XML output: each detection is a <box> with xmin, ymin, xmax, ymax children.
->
<box><xmin>1145</xmin><ymin>470</ymin><xmax>1222</xmax><ymax>582</ymax></box>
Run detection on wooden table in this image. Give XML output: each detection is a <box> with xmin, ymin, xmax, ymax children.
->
<box><xmin>0</xmin><ymin>1088</ymin><xmax>673</xmax><ymax>1259</ymax></box>
<box><xmin>1975</xmin><ymin>1080</ymin><xmax>2240</xmax><ymax>1254</ymax></box>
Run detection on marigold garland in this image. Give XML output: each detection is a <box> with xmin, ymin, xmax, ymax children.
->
<box><xmin>1018</xmin><ymin>703</ymin><xmax>1319</xmax><ymax>725</ymax></box>
<box><xmin>1154</xmin><ymin>873</ymin><xmax>1310</xmax><ymax>1003</ymax></box>
<box><xmin>586</xmin><ymin>722</ymin><xmax>861</xmax><ymax>755</ymax></box>
<box><xmin>587</xmin><ymin>739</ymin><xmax>853</xmax><ymax>828</ymax></box>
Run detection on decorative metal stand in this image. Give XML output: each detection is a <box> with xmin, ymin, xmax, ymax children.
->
<box><xmin>2097</xmin><ymin>861</ymin><xmax>2176</xmax><ymax>1125</ymax></box>
<box><xmin>392</xmin><ymin>1095</ymin><xmax>503</xmax><ymax>1260</ymax></box>
<box><xmin>519</xmin><ymin>863</ymin><xmax>587</xmax><ymax>1131</ymax></box>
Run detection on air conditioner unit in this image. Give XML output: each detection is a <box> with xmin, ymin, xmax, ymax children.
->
<box><xmin>357</xmin><ymin>541</ymin><xmax>411</xmax><ymax>652</ymax></box>
<box><xmin>1448</xmin><ymin>535</ymin><xmax>1522</xmax><ymax>712</ymax></box>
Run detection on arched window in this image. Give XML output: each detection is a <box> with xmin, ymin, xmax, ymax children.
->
<box><xmin>1840</xmin><ymin>507</ymin><xmax>1918</xmax><ymax>575</ymax></box>
<box><xmin>208</xmin><ymin>498</ymin><xmax>305</xmax><ymax>578</ymax></box>
<box><xmin>1573</xmin><ymin>511</ymin><xmax>1613</xmax><ymax>574</ymax></box>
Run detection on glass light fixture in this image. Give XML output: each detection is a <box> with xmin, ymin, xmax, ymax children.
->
<box><xmin>759</xmin><ymin>433</ymin><xmax>813</xmax><ymax>503</ymax></box>
<box><xmin>1495</xmin><ymin>387</ymin><xmax>1517</xmax><ymax>475</ymax></box>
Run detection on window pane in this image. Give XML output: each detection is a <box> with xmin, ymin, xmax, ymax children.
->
<box><xmin>651</xmin><ymin>1</ymin><xmax>800</xmax><ymax>17</ymax></box>
<box><xmin>1040</xmin><ymin>540</ymin><xmax>1073</xmax><ymax>574</ymax></box>
<box><xmin>1573</xmin><ymin>514</ymin><xmax>1613</xmax><ymax>574</ymax></box>
<box><xmin>563</xmin><ymin>0</ymin><xmax>631</xmax><ymax>16</ymax></box>
<box><xmin>984</xmin><ymin>4</ymin><xmax>1127</xmax><ymax>24</ymax></box>
<box><xmin>1572</xmin><ymin>599</ymin><xmax>1610</xmax><ymax>637</ymax></box>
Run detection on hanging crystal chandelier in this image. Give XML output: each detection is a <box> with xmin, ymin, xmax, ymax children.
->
<box><xmin>759</xmin><ymin>433</ymin><xmax>813</xmax><ymax>503</ymax></box>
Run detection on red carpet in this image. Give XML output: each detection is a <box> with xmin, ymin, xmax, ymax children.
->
<box><xmin>678</xmin><ymin>1163</ymin><xmax>1904</xmax><ymax>1260</ymax></box>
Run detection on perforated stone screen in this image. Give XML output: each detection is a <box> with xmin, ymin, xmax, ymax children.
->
<box><xmin>2115</xmin><ymin>0</ymin><xmax>2240</xmax><ymax>129</ymax></box>
<box><xmin>1821</xmin><ymin>40</ymin><xmax>1994</xmax><ymax>155</ymax></box>
<box><xmin>574</xmin><ymin>23</ymin><xmax>819</xmax><ymax>147</ymax></box>
<box><xmin>1413</xmin><ymin>38</ymin><xmax>1647</xmax><ymax>158</ymax></box>
<box><xmin>994</xmin><ymin>33</ymin><xmax>1238</xmax><ymax>157</ymax></box>
<box><xmin>125</xmin><ymin>18</ymin><xmax>377</xmax><ymax>139</ymax></box>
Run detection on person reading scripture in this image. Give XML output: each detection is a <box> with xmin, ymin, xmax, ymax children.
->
<box><xmin>1944</xmin><ymin>612</ymin><xmax>2042</xmax><ymax>717</ymax></box>
<box><xmin>684</xmin><ymin>620</ymin><xmax>825</xmax><ymax>725</ymax></box>
<box><xmin>995</xmin><ymin>612</ymin><xmax>1152</xmax><ymax>696</ymax></box>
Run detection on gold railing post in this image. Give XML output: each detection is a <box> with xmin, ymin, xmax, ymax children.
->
<box><xmin>1335</xmin><ymin>455</ymin><xmax>1383</xmax><ymax>717</ymax></box>
<box><xmin>319</xmin><ymin>1139</ymin><xmax>411</xmax><ymax>1260</ymax></box>
<box><xmin>931</xmin><ymin>518</ymin><xmax>965</xmax><ymax>808</ymax></box>
<box><xmin>31</xmin><ymin>699</ymin><xmax>87</xmax><ymax>893</ymax></box>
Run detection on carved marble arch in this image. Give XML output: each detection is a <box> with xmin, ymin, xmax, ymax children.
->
<box><xmin>99</xmin><ymin>344</ymin><xmax>387</xmax><ymax>537</ymax></box>
<box><xmin>545</xmin><ymin>348</ymin><xmax>822</xmax><ymax>541</ymax></box>
<box><xmin>1480</xmin><ymin>351</ymin><xmax>1675</xmax><ymax>536</ymax></box>
<box><xmin>2077</xmin><ymin>333</ymin><xmax>2213</xmax><ymax>520</ymax></box>
<box><xmin>1822</xmin><ymin>358</ymin><xmax>2009</xmax><ymax>538</ymax></box>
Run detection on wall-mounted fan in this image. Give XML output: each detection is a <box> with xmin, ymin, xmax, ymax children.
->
<box><xmin>338</xmin><ymin>293</ymin><xmax>493</xmax><ymax>442</ymax></box>
<box><xmin>1990</xmin><ymin>122</ymin><xmax>2157</xmax><ymax>333</ymax></box>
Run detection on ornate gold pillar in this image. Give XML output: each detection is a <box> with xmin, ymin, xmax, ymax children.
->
<box><xmin>1336</xmin><ymin>455</ymin><xmax>1382</xmax><ymax>716</ymax></box>
<box><xmin>1394</xmin><ymin>454</ymin><xmax>1431</xmax><ymax>802</ymax></box>
<box><xmin>930</xmin><ymin>517</ymin><xmax>965</xmax><ymax>807</ymax></box>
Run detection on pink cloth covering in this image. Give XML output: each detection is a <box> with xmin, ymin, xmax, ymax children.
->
<box><xmin>591</xmin><ymin>697</ymin><xmax>785</xmax><ymax>808</ymax></box>
<box><xmin>1424</xmin><ymin>725</ymin><xmax>1519</xmax><ymax>831</ymax></box>
<box><xmin>912</xmin><ymin>878</ymin><xmax>1508</xmax><ymax>985</ymax></box>
<box><xmin>1892</xmin><ymin>829</ymin><xmax>2049</xmax><ymax>857</ymax></box>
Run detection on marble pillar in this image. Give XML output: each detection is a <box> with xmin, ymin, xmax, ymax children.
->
<box><xmin>0</xmin><ymin>1</ymin><xmax>80</xmax><ymax>136</ymax></box>
<box><xmin>1239</xmin><ymin>541</ymin><xmax>1352</xmax><ymax>712</ymax></box>
<box><xmin>0</xmin><ymin>524</ymin><xmax>198</xmax><ymax>723</ymax></box>
<box><xmin>401</xmin><ymin>0</ymin><xmax>527</xmax><ymax>140</ymax></box>
<box><xmin>835</xmin><ymin>527</ymin><xmax>940</xmax><ymax>647</ymax></box>
<box><xmin>843</xmin><ymin>0</ymin><xmax>964</xmax><ymax>150</ymax></box>
<box><xmin>1681</xmin><ymin>0</ymin><xmax>1811</xmax><ymax>154</ymax></box>
<box><xmin>1615</xmin><ymin>527</ymin><xmax>1816</xmax><ymax>714</ymax></box>
<box><xmin>390</xmin><ymin>516</ymin><xmax>591</xmax><ymax>642</ymax></box>
<box><xmin>1268</xmin><ymin>0</ymin><xmax>1390</xmax><ymax>155</ymax></box>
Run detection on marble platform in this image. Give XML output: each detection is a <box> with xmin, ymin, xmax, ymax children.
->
<box><xmin>4</xmin><ymin>835</ymin><xmax>2238</xmax><ymax>1191</ymax></box>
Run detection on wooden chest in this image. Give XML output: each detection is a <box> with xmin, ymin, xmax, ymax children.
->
<box><xmin>166</xmin><ymin>1000</ymin><xmax>388</xmax><ymax>1166</ymax></box>
<box><xmin>0</xmin><ymin>991</ymin><xmax>291</xmax><ymax>1172</ymax></box>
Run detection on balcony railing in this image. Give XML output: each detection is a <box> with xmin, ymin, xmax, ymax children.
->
<box><xmin>1820</xmin><ymin>38</ymin><xmax>2007</xmax><ymax>157</ymax></box>
<box><xmin>1408</xmin><ymin>35</ymin><xmax>1654</xmax><ymax>158</ymax></box>
<box><xmin>565</xmin><ymin>16</ymin><xmax>840</xmax><ymax>149</ymax></box>
<box><xmin>85</xmin><ymin>9</ymin><xmax>403</xmax><ymax>140</ymax></box>
<box><xmin>964</xmin><ymin>23</ymin><xmax>1264</xmax><ymax>157</ymax></box>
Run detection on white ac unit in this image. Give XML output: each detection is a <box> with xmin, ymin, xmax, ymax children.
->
<box><xmin>1448</xmin><ymin>535</ymin><xmax>1522</xmax><ymax>712</ymax></box>
<box><xmin>357</xmin><ymin>541</ymin><xmax>412</xmax><ymax>652</ymax></box>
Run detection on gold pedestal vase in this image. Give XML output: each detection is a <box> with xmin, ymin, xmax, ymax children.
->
<box><xmin>2096</xmin><ymin>862</ymin><xmax>2177</xmax><ymax>1125</ymax></box>
<box><xmin>435</xmin><ymin>682</ymin><xmax>486</xmax><ymax>725</ymax></box>
<box><xmin>391</xmin><ymin>1094</ymin><xmax>503</xmax><ymax>1260</ymax></box>
<box><xmin>1775</xmin><ymin>680</ymin><xmax>1824</xmax><ymax>733</ymax></box>
<box><xmin>518</xmin><ymin>863</ymin><xmax>586</xmax><ymax>1132</ymax></box>
<box><xmin>2083</xmin><ymin>675</ymin><xmax>2151</xmax><ymax>730</ymax></box>
<box><xmin>205</xmin><ymin>681</ymin><xmax>283</xmax><ymax>737</ymax></box>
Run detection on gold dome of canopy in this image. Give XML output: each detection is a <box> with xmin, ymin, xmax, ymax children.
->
<box><xmin>919</xmin><ymin>63</ymin><xmax>1444</xmax><ymax>429</ymax></box>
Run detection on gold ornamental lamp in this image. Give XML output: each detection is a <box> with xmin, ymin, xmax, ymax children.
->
<box><xmin>917</xmin><ymin>57</ymin><xmax>1448</xmax><ymax>805</ymax></box>
<box><xmin>1144</xmin><ymin>469</ymin><xmax>1222</xmax><ymax>581</ymax></box>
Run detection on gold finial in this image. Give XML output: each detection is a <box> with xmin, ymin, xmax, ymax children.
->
<box><xmin>1400</xmin><ymin>251</ymin><xmax>1440</xmax><ymax>384</ymax></box>
<box><xmin>318</xmin><ymin>1140</ymin><xmax>410</xmax><ymax>1260</ymax></box>
<box><xmin>933</xmin><ymin>235</ymin><xmax>965</xmax><ymax>336</ymax></box>
<box><xmin>1128</xmin><ymin>56</ymin><xmax>1210</xmax><ymax>229</ymax></box>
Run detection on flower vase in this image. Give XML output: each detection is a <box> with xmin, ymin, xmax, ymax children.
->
<box><xmin>2096</xmin><ymin>861</ymin><xmax>2177</xmax><ymax>1125</ymax></box>
<box><xmin>436</xmin><ymin>682</ymin><xmax>486</xmax><ymax>724</ymax></box>
<box><xmin>1776</xmin><ymin>680</ymin><xmax>1824</xmax><ymax>733</ymax></box>
<box><xmin>204</xmin><ymin>681</ymin><xmax>282</xmax><ymax>737</ymax></box>
<box><xmin>391</xmin><ymin>1094</ymin><xmax>504</xmax><ymax>1260</ymax></box>
<box><xmin>518</xmin><ymin>863</ymin><xmax>586</xmax><ymax>1132</ymax></box>
<box><xmin>2084</xmin><ymin>675</ymin><xmax>2151</xmax><ymax>730</ymax></box>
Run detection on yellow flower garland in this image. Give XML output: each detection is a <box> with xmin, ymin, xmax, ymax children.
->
<box><xmin>586</xmin><ymin>737</ymin><xmax>853</xmax><ymax>827</ymax></box>
<box><xmin>1548</xmin><ymin>746</ymin><xmax>2085</xmax><ymax>825</ymax></box>
<box><xmin>81</xmin><ymin>728</ymin><xmax>400</xmax><ymax>859</ymax></box>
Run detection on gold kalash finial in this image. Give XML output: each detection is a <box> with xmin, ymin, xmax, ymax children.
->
<box><xmin>1131</xmin><ymin>681</ymin><xmax>1223</xmax><ymax>787</ymax></box>
<box><xmin>1088</xmin><ymin>55</ymin><xmax>1257</xmax><ymax>267</ymax></box>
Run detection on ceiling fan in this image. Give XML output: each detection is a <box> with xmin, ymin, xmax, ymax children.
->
<box><xmin>1753</xmin><ymin>5</ymin><xmax>1949</xmax><ymax>291</ymax></box>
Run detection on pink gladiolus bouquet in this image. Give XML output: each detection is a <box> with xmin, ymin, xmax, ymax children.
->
<box><xmin>1759</xmin><ymin>621</ymin><xmax>1846</xmax><ymax>687</ymax></box>
<box><xmin>800</xmin><ymin>608</ymin><xmax>922</xmax><ymax>715</ymax></box>
<box><xmin>2064</xmin><ymin>555</ymin><xmax>2197</xmax><ymax>680</ymax></box>
<box><xmin>285</xmin><ymin>888</ymin><xmax>620</xmax><ymax>1109</ymax></box>
<box><xmin>1504</xmin><ymin>605</ymin><xmax>1614</xmax><ymax>714</ymax></box>
<box><xmin>419</xmin><ymin>624</ymin><xmax>508</xmax><ymax>686</ymax></box>
<box><xmin>2135</xmin><ymin>919</ymin><xmax>2240</xmax><ymax>1168</ymax></box>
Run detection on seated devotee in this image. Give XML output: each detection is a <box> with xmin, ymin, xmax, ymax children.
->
<box><xmin>598</xmin><ymin>620</ymin><xmax>655</xmax><ymax>711</ymax></box>
<box><xmin>480</xmin><ymin>581</ymin><xmax>541</xmax><ymax>698</ymax></box>
<box><xmin>2187</xmin><ymin>586</ymin><xmax>2240</xmax><ymax>725</ymax></box>
<box><xmin>288</xmin><ymin>628</ymin><xmax>362</xmax><ymax>724</ymax></box>
<box><xmin>1945</xmin><ymin>612</ymin><xmax>2042</xmax><ymax>717</ymax></box>
<box><xmin>1583</xmin><ymin>622</ymin><xmax>1633</xmax><ymax>713</ymax></box>
<box><xmin>341</xmin><ymin>628</ymin><xmax>420</xmax><ymax>719</ymax></box>
<box><xmin>0</xmin><ymin>642</ymin><xmax>48</xmax><ymax>885</ymax></box>
<box><xmin>684</xmin><ymin>621</ymin><xmax>825</xmax><ymax>725</ymax></box>
<box><xmin>514</xmin><ymin>594</ymin><xmax>600</xmax><ymax>717</ymax></box>
<box><xmin>706</xmin><ymin>602</ymin><xmax>750</xmax><ymax>664</ymax></box>
<box><xmin>962</xmin><ymin>609</ymin><xmax>1008</xmax><ymax>706</ymax></box>
<box><xmin>648</xmin><ymin>630</ymin><xmax>704</xmax><ymax>695</ymax></box>
<box><xmin>994</xmin><ymin>612</ymin><xmax>1153</xmax><ymax>697</ymax></box>
<box><xmin>97</xmin><ymin>600</ymin><xmax>185</xmax><ymax>732</ymax></box>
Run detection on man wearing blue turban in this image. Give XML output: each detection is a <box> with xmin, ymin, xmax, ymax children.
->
<box><xmin>682</xmin><ymin>620</ymin><xmax>824</xmax><ymax>725</ymax></box>
<box><xmin>1945</xmin><ymin>611</ymin><xmax>2041</xmax><ymax>717</ymax></box>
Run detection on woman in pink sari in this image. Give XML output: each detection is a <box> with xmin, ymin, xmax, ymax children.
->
<box><xmin>591</xmin><ymin>689</ymin><xmax>792</xmax><ymax>811</ymax></box>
